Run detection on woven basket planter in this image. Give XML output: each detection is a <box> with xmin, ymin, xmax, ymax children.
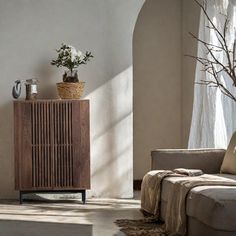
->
<box><xmin>56</xmin><ymin>82</ymin><xmax>85</xmax><ymax>99</ymax></box>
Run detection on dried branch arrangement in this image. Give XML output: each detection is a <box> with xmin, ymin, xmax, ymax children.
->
<box><xmin>187</xmin><ymin>0</ymin><xmax>236</xmax><ymax>101</ymax></box>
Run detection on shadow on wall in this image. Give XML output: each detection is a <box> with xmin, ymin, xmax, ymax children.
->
<box><xmin>34</xmin><ymin>60</ymin><xmax>58</xmax><ymax>99</ymax></box>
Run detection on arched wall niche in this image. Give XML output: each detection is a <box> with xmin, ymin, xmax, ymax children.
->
<box><xmin>133</xmin><ymin>0</ymin><xmax>183</xmax><ymax>179</ymax></box>
<box><xmin>133</xmin><ymin>0</ymin><xmax>201</xmax><ymax>180</ymax></box>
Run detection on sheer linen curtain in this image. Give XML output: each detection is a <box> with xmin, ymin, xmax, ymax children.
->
<box><xmin>188</xmin><ymin>0</ymin><xmax>236</xmax><ymax>149</ymax></box>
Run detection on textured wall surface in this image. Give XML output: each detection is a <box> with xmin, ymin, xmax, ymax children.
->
<box><xmin>0</xmin><ymin>0</ymin><xmax>144</xmax><ymax>198</ymax></box>
<box><xmin>133</xmin><ymin>0</ymin><xmax>202</xmax><ymax>179</ymax></box>
<box><xmin>182</xmin><ymin>0</ymin><xmax>201</xmax><ymax>147</ymax></box>
<box><xmin>182</xmin><ymin>0</ymin><xmax>200</xmax><ymax>148</ymax></box>
<box><xmin>133</xmin><ymin>0</ymin><xmax>183</xmax><ymax>179</ymax></box>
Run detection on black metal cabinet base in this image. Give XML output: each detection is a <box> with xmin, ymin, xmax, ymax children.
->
<box><xmin>19</xmin><ymin>190</ymin><xmax>86</xmax><ymax>204</ymax></box>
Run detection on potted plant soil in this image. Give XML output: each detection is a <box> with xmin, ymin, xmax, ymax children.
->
<box><xmin>51</xmin><ymin>43</ymin><xmax>93</xmax><ymax>99</ymax></box>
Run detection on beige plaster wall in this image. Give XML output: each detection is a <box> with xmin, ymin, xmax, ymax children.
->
<box><xmin>182</xmin><ymin>0</ymin><xmax>201</xmax><ymax>147</ymax></box>
<box><xmin>133</xmin><ymin>0</ymin><xmax>202</xmax><ymax>179</ymax></box>
<box><xmin>133</xmin><ymin>0</ymin><xmax>183</xmax><ymax>180</ymax></box>
<box><xmin>0</xmin><ymin>0</ymin><xmax>145</xmax><ymax>199</ymax></box>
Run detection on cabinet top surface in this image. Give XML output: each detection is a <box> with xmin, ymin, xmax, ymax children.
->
<box><xmin>14</xmin><ymin>99</ymin><xmax>89</xmax><ymax>103</ymax></box>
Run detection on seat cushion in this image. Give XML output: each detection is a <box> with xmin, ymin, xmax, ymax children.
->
<box><xmin>221</xmin><ymin>131</ymin><xmax>236</xmax><ymax>174</ymax></box>
<box><xmin>161</xmin><ymin>174</ymin><xmax>236</xmax><ymax>231</ymax></box>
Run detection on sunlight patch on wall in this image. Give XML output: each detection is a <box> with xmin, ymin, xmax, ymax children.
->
<box><xmin>85</xmin><ymin>66</ymin><xmax>133</xmax><ymax>198</ymax></box>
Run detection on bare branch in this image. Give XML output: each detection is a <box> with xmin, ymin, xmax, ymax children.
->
<box><xmin>189</xmin><ymin>32</ymin><xmax>224</xmax><ymax>51</ymax></box>
<box><xmin>186</xmin><ymin>0</ymin><xmax>236</xmax><ymax>102</ymax></box>
<box><xmin>194</xmin><ymin>0</ymin><xmax>225</xmax><ymax>41</ymax></box>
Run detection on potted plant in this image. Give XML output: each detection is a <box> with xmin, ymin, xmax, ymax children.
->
<box><xmin>51</xmin><ymin>43</ymin><xmax>93</xmax><ymax>99</ymax></box>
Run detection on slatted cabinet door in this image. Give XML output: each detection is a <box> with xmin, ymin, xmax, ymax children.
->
<box><xmin>14</xmin><ymin>100</ymin><xmax>90</xmax><ymax>191</ymax></box>
<box><xmin>31</xmin><ymin>101</ymin><xmax>53</xmax><ymax>189</ymax></box>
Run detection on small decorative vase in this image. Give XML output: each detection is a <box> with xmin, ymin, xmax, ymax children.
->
<box><xmin>25</xmin><ymin>79</ymin><xmax>38</xmax><ymax>100</ymax></box>
<box><xmin>12</xmin><ymin>78</ymin><xmax>38</xmax><ymax>100</ymax></box>
<box><xmin>63</xmin><ymin>70</ymin><xmax>78</xmax><ymax>83</ymax></box>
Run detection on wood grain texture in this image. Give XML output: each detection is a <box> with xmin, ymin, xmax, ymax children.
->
<box><xmin>14</xmin><ymin>102</ymin><xmax>20</xmax><ymax>189</ymax></box>
<box><xmin>14</xmin><ymin>100</ymin><xmax>90</xmax><ymax>191</ymax></box>
<box><xmin>14</xmin><ymin>102</ymin><xmax>32</xmax><ymax>189</ymax></box>
<box><xmin>73</xmin><ymin>100</ymin><xmax>90</xmax><ymax>189</ymax></box>
<box><xmin>78</xmin><ymin>101</ymin><xmax>90</xmax><ymax>188</ymax></box>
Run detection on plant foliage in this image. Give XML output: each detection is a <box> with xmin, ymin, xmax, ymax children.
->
<box><xmin>51</xmin><ymin>43</ymin><xmax>93</xmax><ymax>83</ymax></box>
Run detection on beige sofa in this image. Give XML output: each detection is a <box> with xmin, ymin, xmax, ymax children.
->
<box><xmin>151</xmin><ymin>149</ymin><xmax>236</xmax><ymax>236</ymax></box>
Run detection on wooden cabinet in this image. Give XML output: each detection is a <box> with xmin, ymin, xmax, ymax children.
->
<box><xmin>14</xmin><ymin>99</ymin><xmax>90</xmax><ymax>204</ymax></box>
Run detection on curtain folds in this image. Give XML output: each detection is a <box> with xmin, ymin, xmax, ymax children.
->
<box><xmin>188</xmin><ymin>0</ymin><xmax>236</xmax><ymax>148</ymax></box>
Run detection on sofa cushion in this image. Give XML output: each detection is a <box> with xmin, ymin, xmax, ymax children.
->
<box><xmin>152</xmin><ymin>149</ymin><xmax>225</xmax><ymax>174</ymax></box>
<box><xmin>161</xmin><ymin>174</ymin><xmax>236</xmax><ymax>231</ymax></box>
<box><xmin>187</xmin><ymin>185</ymin><xmax>236</xmax><ymax>231</ymax></box>
<box><xmin>221</xmin><ymin>131</ymin><xmax>236</xmax><ymax>174</ymax></box>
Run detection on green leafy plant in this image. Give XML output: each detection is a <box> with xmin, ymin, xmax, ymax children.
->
<box><xmin>51</xmin><ymin>43</ymin><xmax>93</xmax><ymax>83</ymax></box>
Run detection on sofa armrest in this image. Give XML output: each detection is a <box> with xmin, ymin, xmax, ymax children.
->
<box><xmin>151</xmin><ymin>149</ymin><xmax>226</xmax><ymax>174</ymax></box>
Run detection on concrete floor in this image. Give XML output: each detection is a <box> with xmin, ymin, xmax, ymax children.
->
<box><xmin>0</xmin><ymin>197</ymin><xmax>142</xmax><ymax>236</ymax></box>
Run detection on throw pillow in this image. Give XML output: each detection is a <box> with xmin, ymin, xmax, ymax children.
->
<box><xmin>220</xmin><ymin>131</ymin><xmax>236</xmax><ymax>174</ymax></box>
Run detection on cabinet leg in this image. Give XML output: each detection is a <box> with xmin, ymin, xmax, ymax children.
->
<box><xmin>19</xmin><ymin>191</ymin><xmax>23</xmax><ymax>205</ymax></box>
<box><xmin>81</xmin><ymin>190</ymin><xmax>86</xmax><ymax>204</ymax></box>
